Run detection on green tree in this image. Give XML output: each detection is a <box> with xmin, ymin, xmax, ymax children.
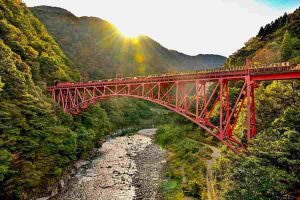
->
<box><xmin>75</xmin><ymin>104</ymin><xmax>111</xmax><ymax>140</ymax></box>
<box><xmin>155</xmin><ymin>113</ymin><xmax>213</xmax><ymax>199</ymax></box>
<box><xmin>0</xmin><ymin>150</ymin><xmax>12</xmax><ymax>182</ymax></box>
<box><xmin>0</xmin><ymin>76</ymin><xmax>4</xmax><ymax>91</ymax></box>
<box><xmin>281</xmin><ymin>30</ymin><xmax>293</xmax><ymax>61</ymax></box>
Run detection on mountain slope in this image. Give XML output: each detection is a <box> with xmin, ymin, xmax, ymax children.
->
<box><xmin>225</xmin><ymin>6</ymin><xmax>300</xmax><ymax>67</ymax></box>
<box><xmin>0</xmin><ymin>1</ymin><xmax>113</xmax><ymax>199</ymax></box>
<box><xmin>0</xmin><ymin>3</ymin><xmax>80</xmax><ymax>85</ymax></box>
<box><xmin>30</xmin><ymin>6</ymin><xmax>226</xmax><ymax>79</ymax></box>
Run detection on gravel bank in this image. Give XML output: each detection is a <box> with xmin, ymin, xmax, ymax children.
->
<box><xmin>133</xmin><ymin>129</ymin><xmax>166</xmax><ymax>200</ymax></box>
<box><xmin>51</xmin><ymin>129</ymin><xmax>165</xmax><ymax>200</ymax></box>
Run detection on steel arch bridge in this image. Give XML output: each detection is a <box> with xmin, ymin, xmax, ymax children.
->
<box><xmin>47</xmin><ymin>62</ymin><xmax>300</xmax><ymax>152</ymax></box>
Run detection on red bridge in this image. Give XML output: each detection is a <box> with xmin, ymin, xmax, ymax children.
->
<box><xmin>47</xmin><ymin>62</ymin><xmax>300</xmax><ymax>152</ymax></box>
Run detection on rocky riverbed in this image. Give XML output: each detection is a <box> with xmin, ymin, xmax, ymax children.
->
<box><xmin>205</xmin><ymin>143</ymin><xmax>221</xmax><ymax>200</ymax></box>
<box><xmin>51</xmin><ymin>128</ymin><xmax>165</xmax><ymax>200</ymax></box>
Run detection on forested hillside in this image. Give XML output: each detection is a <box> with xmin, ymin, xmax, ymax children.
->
<box><xmin>30</xmin><ymin>6</ymin><xmax>226</xmax><ymax>79</ymax></box>
<box><xmin>226</xmin><ymin>7</ymin><xmax>300</xmax><ymax>66</ymax></box>
<box><xmin>214</xmin><ymin>6</ymin><xmax>300</xmax><ymax>199</ymax></box>
<box><xmin>0</xmin><ymin>1</ymin><xmax>157</xmax><ymax>199</ymax></box>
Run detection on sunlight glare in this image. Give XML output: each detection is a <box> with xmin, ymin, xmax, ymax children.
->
<box><xmin>117</xmin><ymin>23</ymin><xmax>141</xmax><ymax>38</ymax></box>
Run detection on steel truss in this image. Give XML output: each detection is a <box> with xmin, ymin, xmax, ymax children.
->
<box><xmin>50</xmin><ymin>76</ymin><xmax>260</xmax><ymax>152</ymax></box>
<box><xmin>48</xmin><ymin>64</ymin><xmax>300</xmax><ymax>152</ymax></box>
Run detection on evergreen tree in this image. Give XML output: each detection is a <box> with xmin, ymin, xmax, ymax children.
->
<box><xmin>281</xmin><ymin>13</ymin><xmax>288</xmax><ymax>26</ymax></box>
<box><xmin>281</xmin><ymin>30</ymin><xmax>293</xmax><ymax>61</ymax></box>
<box><xmin>258</xmin><ymin>26</ymin><xmax>264</xmax><ymax>37</ymax></box>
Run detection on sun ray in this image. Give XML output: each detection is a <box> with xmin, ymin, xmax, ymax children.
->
<box><xmin>116</xmin><ymin>23</ymin><xmax>141</xmax><ymax>38</ymax></box>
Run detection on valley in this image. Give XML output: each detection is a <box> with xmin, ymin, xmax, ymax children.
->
<box><xmin>0</xmin><ymin>1</ymin><xmax>300</xmax><ymax>200</ymax></box>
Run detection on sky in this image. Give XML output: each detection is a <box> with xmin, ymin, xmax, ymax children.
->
<box><xmin>24</xmin><ymin>0</ymin><xmax>299</xmax><ymax>57</ymax></box>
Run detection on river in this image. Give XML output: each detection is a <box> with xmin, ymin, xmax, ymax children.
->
<box><xmin>51</xmin><ymin>128</ymin><xmax>166</xmax><ymax>200</ymax></box>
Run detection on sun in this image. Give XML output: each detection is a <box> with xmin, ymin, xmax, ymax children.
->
<box><xmin>117</xmin><ymin>24</ymin><xmax>141</xmax><ymax>38</ymax></box>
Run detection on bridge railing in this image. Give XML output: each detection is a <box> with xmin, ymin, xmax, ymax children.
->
<box><xmin>132</xmin><ymin>62</ymin><xmax>298</xmax><ymax>78</ymax></box>
<box><xmin>143</xmin><ymin>62</ymin><xmax>299</xmax><ymax>79</ymax></box>
<box><xmin>48</xmin><ymin>62</ymin><xmax>300</xmax><ymax>89</ymax></box>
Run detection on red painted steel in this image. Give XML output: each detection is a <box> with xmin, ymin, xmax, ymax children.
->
<box><xmin>47</xmin><ymin>63</ymin><xmax>300</xmax><ymax>152</ymax></box>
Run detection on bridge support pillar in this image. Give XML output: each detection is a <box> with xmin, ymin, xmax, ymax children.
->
<box><xmin>251</xmin><ymin>83</ymin><xmax>257</xmax><ymax>138</ymax></box>
<box><xmin>246</xmin><ymin>76</ymin><xmax>257</xmax><ymax>142</ymax></box>
<box><xmin>195</xmin><ymin>80</ymin><xmax>200</xmax><ymax>121</ymax></box>
<box><xmin>219</xmin><ymin>79</ymin><xmax>224</xmax><ymax>137</ymax></box>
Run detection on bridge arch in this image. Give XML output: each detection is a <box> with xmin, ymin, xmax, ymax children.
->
<box><xmin>69</xmin><ymin>93</ymin><xmax>213</xmax><ymax>136</ymax></box>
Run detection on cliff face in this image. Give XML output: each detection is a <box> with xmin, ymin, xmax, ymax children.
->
<box><xmin>30</xmin><ymin>6</ymin><xmax>226</xmax><ymax>79</ymax></box>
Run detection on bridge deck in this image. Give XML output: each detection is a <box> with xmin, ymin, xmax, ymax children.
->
<box><xmin>48</xmin><ymin>64</ymin><xmax>300</xmax><ymax>90</ymax></box>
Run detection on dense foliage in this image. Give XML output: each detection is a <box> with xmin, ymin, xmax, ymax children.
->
<box><xmin>101</xmin><ymin>98</ymin><xmax>157</xmax><ymax>129</ymax></box>
<box><xmin>155</xmin><ymin>112</ymin><xmax>216</xmax><ymax>199</ymax></box>
<box><xmin>215</xmin><ymin>6</ymin><xmax>300</xmax><ymax>199</ymax></box>
<box><xmin>0</xmin><ymin>1</ymin><xmax>80</xmax><ymax>85</ymax></box>
<box><xmin>30</xmin><ymin>6</ymin><xmax>226</xmax><ymax>79</ymax></box>
<box><xmin>214</xmin><ymin>82</ymin><xmax>300</xmax><ymax>199</ymax></box>
<box><xmin>0</xmin><ymin>1</ymin><xmax>84</xmax><ymax>198</ymax></box>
